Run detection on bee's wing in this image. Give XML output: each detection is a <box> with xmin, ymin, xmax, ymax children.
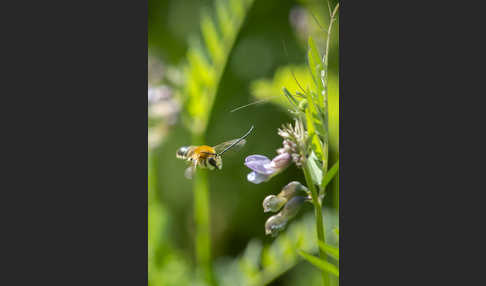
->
<box><xmin>184</xmin><ymin>161</ymin><xmax>197</xmax><ymax>179</ymax></box>
<box><xmin>213</xmin><ymin>139</ymin><xmax>246</xmax><ymax>155</ymax></box>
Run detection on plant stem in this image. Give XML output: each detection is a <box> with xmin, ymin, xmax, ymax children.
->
<box><xmin>323</xmin><ymin>3</ymin><xmax>339</xmax><ymax>70</ymax></box>
<box><xmin>193</xmin><ymin>133</ymin><xmax>217</xmax><ymax>286</ymax></box>
<box><xmin>302</xmin><ymin>163</ymin><xmax>329</xmax><ymax>286</ymax></box>
<box><xmin>319</xmin><ymin>2</ymin><xmax>339</xmax><ymax>199</ymax></box>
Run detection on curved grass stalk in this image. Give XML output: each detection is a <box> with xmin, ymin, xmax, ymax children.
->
<box><xmin>180</xmin><ymin>0</ymin><xmax>255</xmax><ymax>285</ymax></box>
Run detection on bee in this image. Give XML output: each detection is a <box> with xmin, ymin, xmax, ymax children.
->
<box><xmin>176</xmin><ymin>126</ymin><xmax>254</xmax><ymax>179</ymax></box>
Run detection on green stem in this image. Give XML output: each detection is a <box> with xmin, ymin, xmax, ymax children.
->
<box><xmin>323</xmin><ymin>3</ymin><xmax>339</xmax><ymax>70</ymax></box>
<box><xmin>319</xmin><ymin>2</ymin><xmax>339</xmax><ymax>199</ymax></box>
<box><xmin>302</xmin><ymin>163</ymin><xmax>328</xmax><ymax>286</ymax></box>
<box><xmin>193</xmin><ymin>133</ymin><xmax>217</xmax><ymax>286</ymax></box>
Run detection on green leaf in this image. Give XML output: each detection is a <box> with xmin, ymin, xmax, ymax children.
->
<box><xmin>298</xmin><ymin>250</ymin><xmax>339</xmax><ymax>277</ymax></box>
<box><xmin>304</xmin><ymin>90</ymin><xmax>324</xmax><ymax>161</ymax></box>
<box><xmin>216</xmin><ymin>0</ymin><xmax>233</xmax><ymax>39</ymax></box>
<box><xmin>238</xmin><ymin>239</ymin><xmax>262</xmax><ymax>283</ymax></box>
<box><xmin>201</xmin><ymin>12</ymin><xmax>224</xmax><ymax>64</ymax></box>
<box><xmin>187</xmin><ymin>48</ymin><xmax>215</xmax><ymax>88</ymax></box>
<box><xmin>182</xmin><ymin>0</ymin><xmax>255</xmax><ymax>133</ymax></box>
<box><xmin>304</xmin><ymin>39</ymin><xmax>328</xmax><ymax>166</ymax></box>
<box><xmin>334</xmin><ymin>228</ymin><xmax>339</xmax><ymax>237</ymax></box>
<box><xmin>322</xmin><ymin>160</ymin><xmax>339</xmax><ymax>189</ymax></box>
<box><xmin>250</xmin><ymin>65</ymin><xmax>313</xmax><ymax>111</ymax></box>
<box><xmin>283</xmin><ymin>87</ymin><xmax>299</xmax><ymax>107</ymax></box>
<box><xmin>318</xmin><ymin>241</ymin><xmax>339</xmax><ymax>261</ymax></box>
<box><xmin>229</xmin><ymin>0</ymin><xmax>244</xmax><ymax>18</ymax></box>
<box><xmin>306</xmin><ymin>151</ymin><xmax>322</xmax><ymax>186</ymax></box>
<box><xmin>307</xmin><ymin>36</ymin><xmax>324</xmax><ymax>106</ymax></box>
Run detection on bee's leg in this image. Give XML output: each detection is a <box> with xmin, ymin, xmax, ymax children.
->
<box><xmin>184</xmin><ymin>160</ymin><xmax>198</xmax><ymax>179</ymax></box>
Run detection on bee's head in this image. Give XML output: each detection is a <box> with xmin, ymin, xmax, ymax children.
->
<box><xmin>208</xmin><ymin>156</ymin><xmax>222</xmax><ymax>170</ymax></box>
<box><xmin>176</xmin><ymin>146</ymin><xmax>189</xmax><ymax>159</ymax></box>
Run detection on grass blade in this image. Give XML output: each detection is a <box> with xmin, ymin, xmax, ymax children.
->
<box><xmin>298</xmin><ymin>250</ymin><xmax>339</xmax><ymax>277</ymax></box>
<box><xmin>318</xmin><ymin>241</ymin><xmax>339</xmax><ymax>261</ymax></box>
<box><xmin>321</xmin><ymin>159</ymin><xmax>339</xmax><ymax>189</ymax></box>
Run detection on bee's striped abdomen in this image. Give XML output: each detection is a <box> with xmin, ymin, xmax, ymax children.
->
<box><xmin>200</xmin><ymin>158</ymin><xmax>207</xmax><ymax>168</ymax></box>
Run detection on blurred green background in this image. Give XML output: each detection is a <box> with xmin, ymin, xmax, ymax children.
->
<box><xmin>148</xmin><ymin>0</ymin><xmax>339</xmax><ymax>285</ymax></box>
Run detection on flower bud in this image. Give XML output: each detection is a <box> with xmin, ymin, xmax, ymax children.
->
<box><xmin>280</xmin><ymin>181</ymin><xmax>308</xmax><ymax>198</ymax></box>
<box><xmin>262</xmin><ymin>181</ymin><xmax>307</xmax><ymax>213</ymax></box>
<box><xmin>263</xmin><ymin>195</ymin><xmax>286</xmax><ymax>213</ymax></box>
<box><xmin>276</xmin><ymin>147</ymin><xmax>287</xmax><ymax>155</ymax></box>
<box><xmin>298</xmin><ymin>99</ymin><xmax>308</xmax><ymax>111</ymax></box>
<box><xmin>277</xmin><ymin>129</ymin><xmax>291</xmax><ymax>139</ymax></box>
<box><xmin>269</xmin><ymin>153</ymin><xmax>291</xmax><ymax>170</ymax></box>
<box><xmin>265</xmin><ymin>214</ymin><xmax>286</xmax><ymax>237</ymax></box>
<box><xmin>279</xmin><ymin>196</ymin><xmax>307</xmax><ymax>220</ymax></box>
<box><xmin>264</xmin><ymin>196</ymin><xmax>308</xmax><ymax>237</ymax></box>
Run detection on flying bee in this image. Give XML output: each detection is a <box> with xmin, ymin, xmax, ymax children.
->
<box><xmin>176</xmin><ymin>126</ymin><xmax>254</xmax><ymax>179</ymax></box>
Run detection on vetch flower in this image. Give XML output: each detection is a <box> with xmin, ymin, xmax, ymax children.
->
<box><xmin>245</xmin><ymin>153</ymin><xmax>291</xmax><ymax>184</ymax></box>
<box><xmin>265</xmin><ymin>196</ymin><xmax>309</xmax><ymax>236</ymax></box>
<box><xmin>263</xmin><ymin>181</ymin><xmax>308</xmax><ymax>213</ymax></box>
<box><xmin>245</xmin><ymin>155</ymin><xmax>273</xmax><ymax>175</ymax></box>
<box><xmin>277</xmin><ymin>119</ymin><xmax>307</xmax><ymax>167</ymax></box>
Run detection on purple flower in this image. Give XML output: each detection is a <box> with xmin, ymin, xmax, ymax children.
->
<box><xmin>270</xmin><ymin>153</ymin><xmax>292</xmax><ymax>169</ymax></box>
<box><xmin>244</xmin><ymin>153</ymin><xmax>291</xmax><ymax>184</ymax></box>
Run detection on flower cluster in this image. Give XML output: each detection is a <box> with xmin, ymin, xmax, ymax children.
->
<box><xmin>263</xmin><ymin>181</ymin><xmax>310</xmax><ymax>236</ymax></box>
<box><xmin>244</xmin><ymin>119</ymin><xmax>308</xmax><ymax>184</ymax></box>
<box><xmin>244</xmin><ymin>119</ymin><xmax>313</xmax><ymax>236</ymax></box>
<box><xmin>277</xmin><ymin>119</ymin><xmax>307</xmax><ymax>167</ymax></box>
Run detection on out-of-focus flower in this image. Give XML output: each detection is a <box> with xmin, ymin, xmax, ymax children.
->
<box><xmin>265</xmin><ymin>196</ymin><xmax>309</xmax><ymax>236</ymax></box>
<box><xmin>148</xmin><ymin>85</ymin><xmax>169</xmax><ymax>103</ymax></box>
<box><xmin>289</xmin><ymin>6</ymin><xmax>310</xmax><ymax>42</ymax></box>
<box><xmin>148</xmin><ymin>85</ymin><xmax>180</xmax><ymax>150</ymax></box>
<box><xmin>263</xmin><ymin>181</ymin><xmax>308</xmax><ymax>213</ymax></box>
<box><xmin>148</xmin><ymin>54</ymin><xmax>164</xmax><ymax>86</ymax></box>
<box><xmin>289</xmin><ymin>6</ymin><xmax>327</xmax><ymax>49</ymax></box>
<box><xmin>148</xmin><ymin>86</ymin><xmax>180</xmax><ymax>124</ymax></box>
<box><xmin>147</xmin><ymin>54</ymin><xmax>182</xmax><ymax>150</ymax></box>
<box><xmin>245</xmin><ymin>153</ymin><xmax>291</xmax><ymax>184</ymax></box>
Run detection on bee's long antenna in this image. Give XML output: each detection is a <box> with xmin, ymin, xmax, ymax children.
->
<box><xmin>217</xmin><ymin>125</ymin><xmax>254</xmax><ymax>156</ymax></box>
<box><xmin>230</xmin><ymin>99</ymin><xmax>270</xmax><ymax>113</ymax></box>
